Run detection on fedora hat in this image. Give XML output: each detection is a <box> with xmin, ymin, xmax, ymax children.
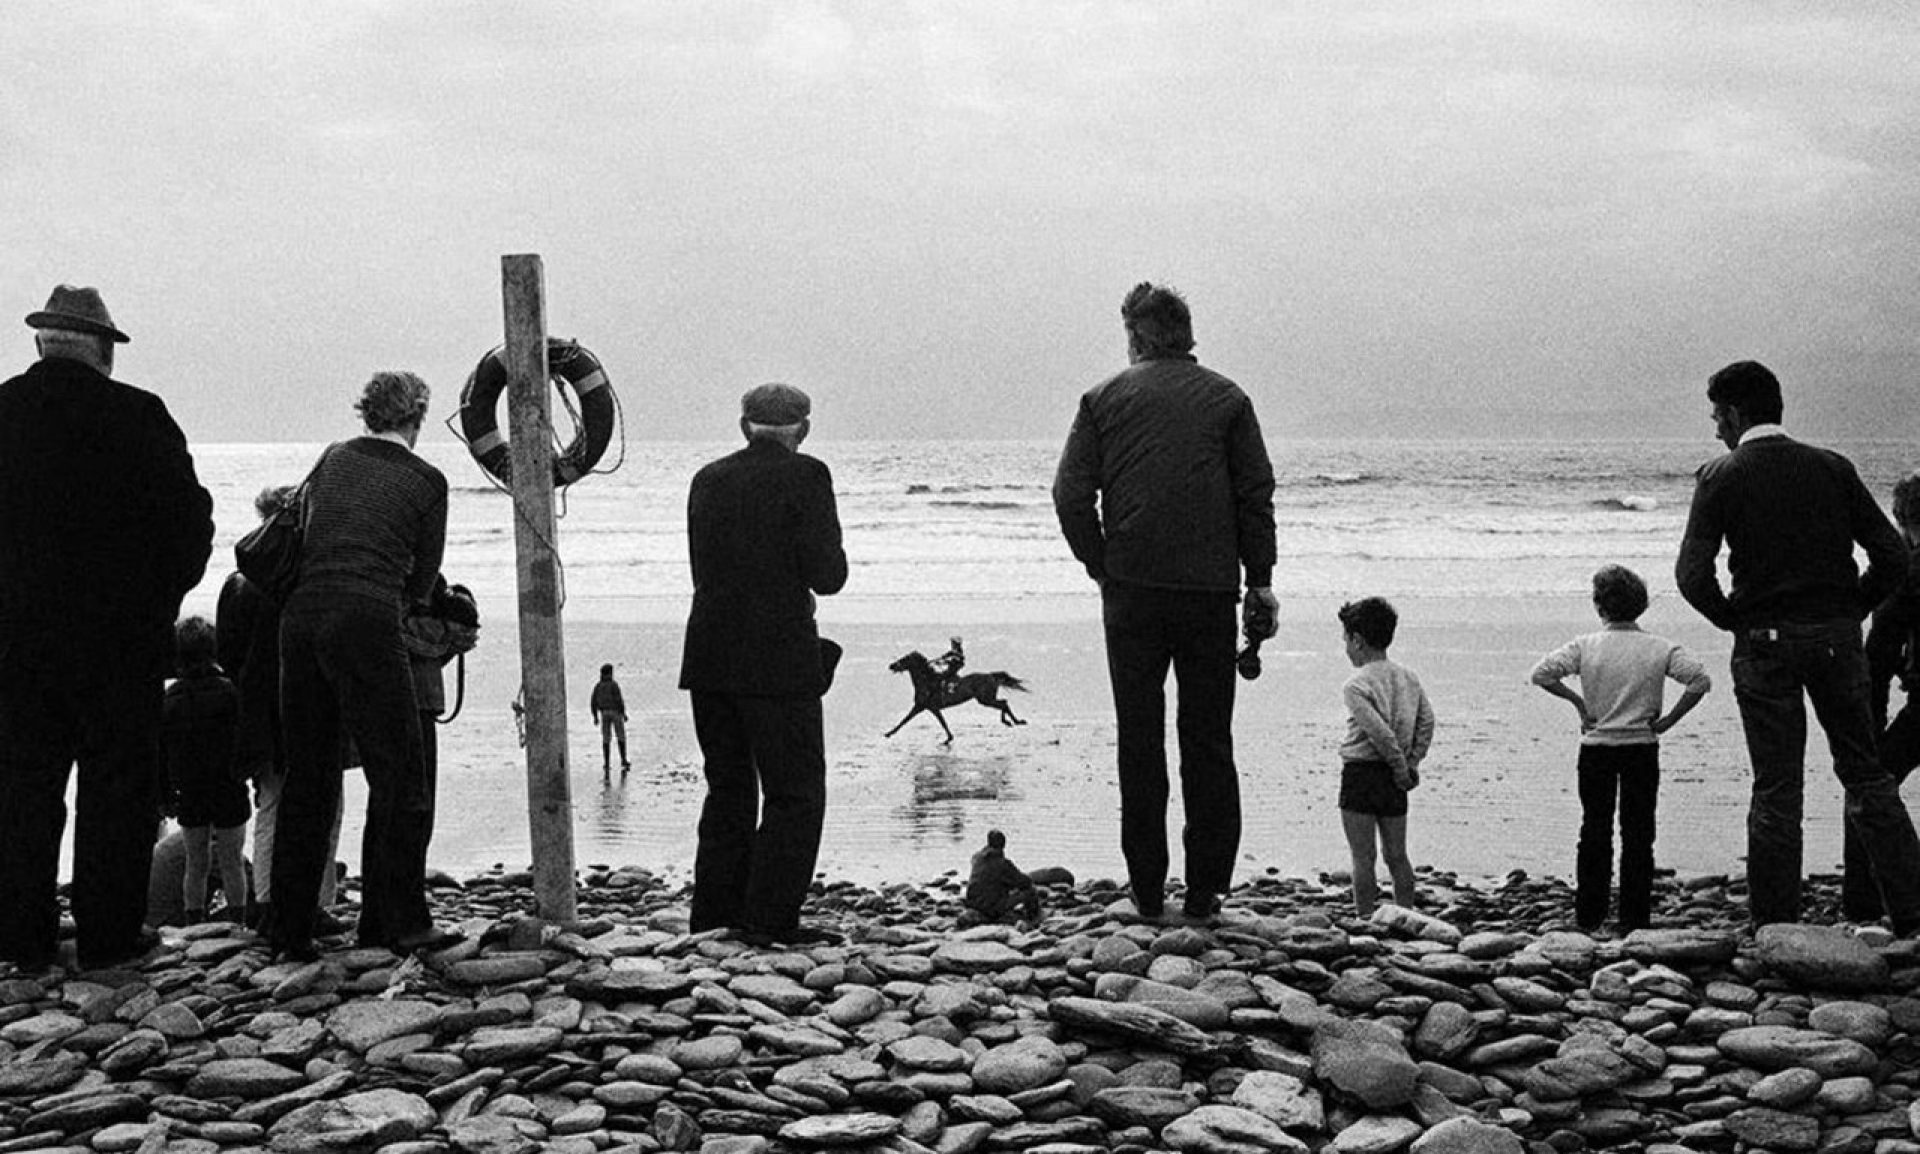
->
<box><xmin>26</xmin><ymin>284</ymin><xmax>130</xmax><ymax>344</ymax></box>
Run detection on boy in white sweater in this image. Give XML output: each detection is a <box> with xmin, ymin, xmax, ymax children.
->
<box><xmin>1338</xmin><ymin>597</ymin><xmax>1435</xmax><ymax>917</ymax></box>
<box><xmin>1532</xmin><ymin>565</ymin><xmax>1711</xmax><ymax>932</ymax></box>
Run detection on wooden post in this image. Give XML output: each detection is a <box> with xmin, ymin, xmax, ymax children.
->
<box><xmin>501</xmin><ymin>253</ymin><xmax>578</xmax><ymax>925</ymax></box>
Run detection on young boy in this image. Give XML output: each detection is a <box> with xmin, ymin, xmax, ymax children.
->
<box><xmin>1531</xmin><ymin>565</ymin><xmax>1710</xmax><ymax>933</ymax></box>
<box><xmin>161</xmin><ymin>616</ymin><xmax>251</xmax><ymax>923</ymax></box>
<box><xmin>1337</xmin><ymin>597</ymin><xmax>1435</xmax><ymax>917</ymax></box>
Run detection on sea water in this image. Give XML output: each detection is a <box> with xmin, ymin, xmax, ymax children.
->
<box><xmin>169</xmin><ymin>436</ymin><xmax>1918</xmax><ymax>886</ymax></box>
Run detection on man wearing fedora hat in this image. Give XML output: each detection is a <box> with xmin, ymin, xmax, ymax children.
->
<box><xmin>0</xmin><ymin>284</ymin><xmax>214</xmax><ymax>970</ymax></box>
<box><xmin>679</xmin><ymin>383</ymin><xmax>848</xmax><ymax>948</ymax></box>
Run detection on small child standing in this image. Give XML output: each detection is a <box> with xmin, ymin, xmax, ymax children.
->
<box><xmin>1337</xmin><ymin>597</ymin><xmax>1435</xmax><ymax>917</ymax></box>
<box><xmin>1531</xmin><ymin>565</ymin><xmax>1710</xmax><ymax>933</ymax></box>
<box><xmin>161</xmin><ymin>616</ymin><xmax>251</xmax><ymax>923</ymax></box>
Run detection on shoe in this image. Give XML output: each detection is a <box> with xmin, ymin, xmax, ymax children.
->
<box><xmin>311</xmin><ymin>911</ymin><xmax>350</xmax><ymax>937</ymax></box>
<box><xmin>738</xmin><ymin>924</ymin><xmax>844</xmax><ymax>948</ymax></box>
<box><xmin>77</xmin><ymin>928</ymin><xmax>160</xmax><ymax>971</ymax></box>
<box><xmin>388</xmin><ymin>927</ymin><xmax>466</xmax><ymax>954</ymax></box>
<box><xmin>270</xmin><ymin>937</ymin><xmax>320</xmax><ymax>964</ymax></box>
<box><xmin>245</xmin><ymin>902</ymin><xmax>272</xmax><ymax>932</ymax></box>
<box><xmin>1</xmin><ymin>946</ymin><xmax>59</xmax><ymax>973</ymax></box>
<box><xmin>1181</xmin><ymin>892</ymin><xmax>1222</xmax><ymax>923</ymax></box>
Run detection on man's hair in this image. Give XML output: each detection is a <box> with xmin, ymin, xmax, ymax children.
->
<box><xmin>175</xmin><ymin>615</ymin><xmax>217</xmax><ymax>668</ymax></box>
<box><xmin>1591</xmin><ymin>564</ymin><xmax>1649</xmax><ymax>623</ymax></box>
<box><xmin>35</xmin><ymin>329</ymin><xmax>111</xmax><ymax>370</ymax></box>
<box><xmin>254</xmin><ymin>483</ymin><xmax>299</xmax><ymax>520</ymax></box>
<box><xmin>355</xmin><ymin>370</ymin><xmax>431</xmax><ymax>433</ymax></box>
<box><xmin>744</xmin><ymin>421</ymin><xmax>805</xmax><ymax>448</ymax></box>
<box><xmin>1707</xmin><ymin>360</ymin><xmax>1784</xmax><ymax>425</ymax></box>
<box><xmin>1894</xmin><ymin>471</ymin><xmax>1920</xmax><ymax>527</ymax></box>
<box><xmin>1121</xmin><ymin>281</ymin><xmax>1195</xmax><ymax>356</ymax></box>
<box><xmin>1338</xmin><ymin>597</ymin><xmax>1398</xmax><ymax>650</ymax></box>
<box><xmin>601</xmin><ymin>663</ymin><xmax>614</xmax><ymax>677</ymax></box>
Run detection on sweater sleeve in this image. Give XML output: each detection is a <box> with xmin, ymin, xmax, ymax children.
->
<box><xmin>1345</xmin><ymin>677</ymin><xmax>1408</xmax><ymax>771</ymax></box>
<box><xmin>1666</xmin><ymin>644</ymin><xmax>1712</xmax><ymax>694</ymax></box>
<box><xmin>1052</xmin><ymin>398</ymin><xmax>1107</xmax><ymax>583</ymax></box>
<box><xmin>1530</xmin><ymin>639</ymin><xmax>1582</xmax><ymax>687</ymax></box>
<box><xmin>1677</xmin><ymin>470</ymin><xmax>1733</xmax><ymax>631</ymax></box>
<box><xmin>1228</xmin><ymin>397</ymin><xmax>1277</xmax><ymax>588</ymax></box>
<box><xmin>1409</xmin><ymin>683</ymin><xmax>1436</xmax><ymax>766</ymax></box>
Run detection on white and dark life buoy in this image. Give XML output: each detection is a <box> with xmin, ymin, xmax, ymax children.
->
<box><xmin>459</xmin><ymin>338</ymin><xmax>615</xmax><ymax>487</ymax></box>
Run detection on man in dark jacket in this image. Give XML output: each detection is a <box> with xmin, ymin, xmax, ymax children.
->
<box><xmin>680</xmin><ymin>383</ymin><xmax>848</xmax><ymax>947</ymax></box>
<box><xmin>1053</xmin><ymin>282</ymin><xmax>1278</xmax><ymax>924</ymax></box>
<box><xmin>0</xmin><ymin>285</ymin><xmax>214</xmax><ymax>969</ymax></box>
<box><xmin>1677</xmin><ymin>359</ymin><xmax>1920</xmax><ymax>932</ymax></box>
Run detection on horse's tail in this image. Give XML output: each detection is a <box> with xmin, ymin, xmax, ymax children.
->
<box><xmin>992</xmin><ymin>672</ymin><xmax>1029</xmax><ymax>693</ymax></box>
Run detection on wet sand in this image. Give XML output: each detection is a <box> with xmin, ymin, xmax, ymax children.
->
<box><xmin>332</xmin><ymin>592</ymin><xmax>1863</xmax><ymax>892</ymax></box>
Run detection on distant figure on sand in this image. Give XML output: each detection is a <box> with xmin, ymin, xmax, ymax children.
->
<box><xmin>1531</xmin><ymin>565</ymin><xmax>1710</xmax><ymax>933</ymax></box>
<box><xmin>161</xmin><ymin>616</ymin><xmax>251</xmax><ymax>924</ymax></box>
<box><xmin>0</xmin><ymin>285</ymin><xmax>214</xmax><ymax>970</ymax></box>
<box><xmin>591</xmin><ymin>664</ymin><xmax>631</xmax><ymax>773</ymax></box>
<box><xmin>1336</xmin><ymin>597</ymin><xmax>1435</xmax><ymax>919</ymax></box>
<box><xmin>680</xmin><ymin>383</ymin><xmax>848</xmax><ymax>948</ymax></box>
<box><xmin>963</xmin><ymin>830</ymin><xmax>1041</xmax><ymax>924</ymax></box>
<box><xmin>1053</xmin><ymin>281</ymin><xmax>1278</xmax><ymax>924</ymax></box>
<box><xmin>884</xmin><ymin>649</ymin><xmax>1028</xmax><ymax>743</ymax></box>
<box><xmin>1851</xmin><ymin>472</ymin><xmax>1920</xmax><ymax>920</ymax></box>
<box><xmin>1676</xmin><ymin>359</ymin><xmax>1920</xmax><ymax>932</ymax></box>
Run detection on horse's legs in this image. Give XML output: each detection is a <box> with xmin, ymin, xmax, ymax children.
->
<box><xmin>931</xmin><ymin>710</ymin><xmax>955</xmax><ymax>744</ymax></box>
<box><xmin>884</xmin><ymin>705</ymin><xmax>923</xmax><ymax>738</ymax></box>
<box><xmin>998</xmin><ymin>701</ymin><xmax>1025</xmax><ymax>726</ymax></box>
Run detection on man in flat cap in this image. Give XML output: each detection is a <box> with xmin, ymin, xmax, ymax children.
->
<box><xmin>0</xmin><ymin>285</ymin><xmax>214</xmax><ymax>970</ymax></box>
<box><xmin>679</xmin><ymin>383</ymin><xmax>848</xmax><ymax>947</ymax></box>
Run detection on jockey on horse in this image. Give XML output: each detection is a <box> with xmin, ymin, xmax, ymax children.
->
<box><xmin>932</xmin><ymin>636</ymin><xmax>965</xmax><ymax>695</ymax></box>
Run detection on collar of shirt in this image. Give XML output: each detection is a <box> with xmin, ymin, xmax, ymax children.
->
<box><xmin>1603</xmin><ymin>621</ymin><xmax>1643</xmax><ymax>632</ymax></box>
<box><xmin>1738</xmin><ymin>424</ymin><xmax>1787</xmax><ymax>446</ymax></box>
<box><xmin>367</xmin><ymin>429</ymin><xmax>412</xmax><ymax>448</ymax></box>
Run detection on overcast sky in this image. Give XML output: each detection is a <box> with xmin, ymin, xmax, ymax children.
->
<box><xmin>6</xmin><ymin>1</ymin><xmax>1916</xmax><ymax>444</ymax></box>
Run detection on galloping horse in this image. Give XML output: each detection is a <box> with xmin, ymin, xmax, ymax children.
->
<box><xmin>885</xmin><ymin>651</ymin><xmax>1029</xmax><ymax>743</ymax></box>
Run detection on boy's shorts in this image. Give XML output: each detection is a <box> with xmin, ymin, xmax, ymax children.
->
<box><xmin>1339</xmin><ymin>759</ymin><xmax>1408</xmax><ymax>818</ymax></box>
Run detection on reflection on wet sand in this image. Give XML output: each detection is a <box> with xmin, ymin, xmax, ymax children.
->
<box><xmin>892</xmin><ymin>751</ymin><xmax>1022</xmax><ymax>842</ymax></box>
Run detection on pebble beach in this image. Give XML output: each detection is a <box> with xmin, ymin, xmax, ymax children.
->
<box><xmin>6</xmin><ymin>863</ymin><xmax>1920</xmax><ymax>1154</ymax></box>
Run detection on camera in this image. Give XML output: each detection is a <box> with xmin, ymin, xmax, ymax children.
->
<box><xmin>431</xmin><ymin>581</ymin><xmax>480</xmax><ymax>629</ymax></box>
<box><xmin>1237</xmin><ymin>598</ymin><xmax>1275</xmax><ymax>681</ymax></box>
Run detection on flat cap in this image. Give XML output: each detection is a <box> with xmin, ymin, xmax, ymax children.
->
<box><xmin>741</xmin><ymin>382</ymin><xmax>811</xmax><ymax>425</ymax></box>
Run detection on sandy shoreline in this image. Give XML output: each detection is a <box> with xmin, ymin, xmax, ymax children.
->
<box><xmin>324</xmin><ymin>591</ymin><xmax>1868</xmax><ymax>899</ymax></box>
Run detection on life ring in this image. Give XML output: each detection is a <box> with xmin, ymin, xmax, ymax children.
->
<box><xmin>459</xmin><ymin>339</ymin><xmax>615</xmax><ymax>487</ymax></box>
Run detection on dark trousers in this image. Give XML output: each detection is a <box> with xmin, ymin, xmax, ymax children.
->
<box><xmin>1575</xmin><ymin>742</ymin><xmax>1659</xmax><ymax>930</ymax></box>
<box><xmin>689</xmin><ymin>691</ymin><xmax>826</xmax><ymax>935</ymax></box>
<box><xmin>1102</xmin><ymin>583</ymin><xmax>1241</xmax><ymax>910</ymax></box>
<box><xmin>273</xmin><ymin>599</ymin><xmax>431</xmax><ymax>948</ymax></box>
<box><xmin>1842</xmin><ymin>698</ymin><xmax>1920</xmax><ymax>918</ymax></box>
<box><xmin>1732</xmin><ymin>622</ymin><xmax>1920</xmax><ymax>931</ymax></box>
<box><xmin>0</xmin><ymin>656</ymin><xmax>163</xmax><ymax>965</ymax></box>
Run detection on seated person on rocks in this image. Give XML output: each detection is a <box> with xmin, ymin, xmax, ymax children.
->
<box><xmin>963</xmin><ymin>829</ymin><xmax>1042</xmax><ymax>924</ymax></box>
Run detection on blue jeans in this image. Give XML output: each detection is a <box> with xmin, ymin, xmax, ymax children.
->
<box><xmin>1102</xmin><ymin>583</ymin><xmax>1241</xmax><ymax>912</ymax></box>
<box><xmin>1732</xmin><ymin>622</ymin><xmax>1920</xmax><ymax>931</ymax></box>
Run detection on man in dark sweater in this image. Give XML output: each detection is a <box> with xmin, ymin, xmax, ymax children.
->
<box><xmin>0</xmin><ymin>285</ymin><xmax>214</xmax><ymax>969</ymax></box>
<box><xmin>1676</xmin><ymin>360</ymin><xmax>1920</xmax><ymax>932</ymax></box>
<box><xmin>1053</xmin><ymin>282</ymin><xmax>1278</xmax><ymax>924</ymax></box>
<box><xmin>680</xmin><ymin>383</ymin><xmax>848</xmax><ymax>947</ymax></box>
